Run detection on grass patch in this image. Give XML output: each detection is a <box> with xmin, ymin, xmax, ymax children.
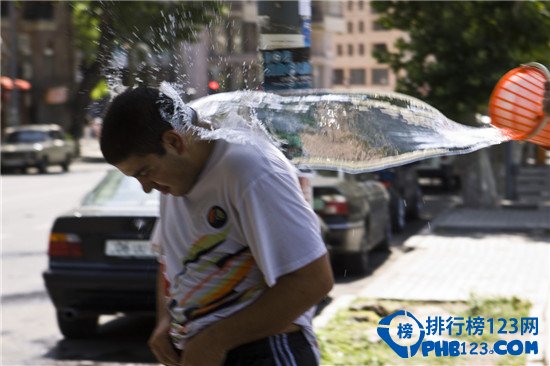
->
<box><xmin>317</xmin><ymin>295</ymin><xmax>534</xmax><ymax>366</ymax></box>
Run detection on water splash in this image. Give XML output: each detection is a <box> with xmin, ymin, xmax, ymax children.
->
<box><xmin>187</xmin><ymin>89</ymin><xmax>509</xmax><ymax>173</ymax></box>
<box><xmin>99</xmin><ymin>5</ymin><xmax>510</xmax><ymax>173</ymax></box>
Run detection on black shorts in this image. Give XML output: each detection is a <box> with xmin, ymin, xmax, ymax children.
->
<box><xmin>224</xmin><ymin>331</ymin><xmax>318</xmax><ymax>366</ymax></box>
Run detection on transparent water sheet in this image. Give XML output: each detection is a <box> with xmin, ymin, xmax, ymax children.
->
<box><xmin>163</xmin><ymin>84</ymin><xmax>509</xmax><ymax>173</ymax></box>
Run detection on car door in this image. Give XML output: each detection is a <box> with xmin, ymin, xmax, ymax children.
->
<box><xmin>49</xmin><ymin>130</ymin><xmax>65</xmax><ymax>163</ymax></box>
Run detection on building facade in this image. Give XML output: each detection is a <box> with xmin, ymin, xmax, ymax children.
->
<box><xmin>311</xmin><ymin>1</ymin><xmax>345</xmax><ymax>89</ymax></box>
<box><xmin>181</xmin><ymin>0</ymin><xmax>346</xmax><ymax>96</ymax></box>
<box><xmin>1</xmin><ymin>2</ymin><xmax>75</xmax><ymax>130</ymax></box>
<box><xmin>178</xmin><ymin>1</ymin><xmax>262</xmax><ymax>99</ymax></box>
<box><xmin>331</xmin><ymin>0</ymin><xmax>404</xmax><ymax>91</ymax></box>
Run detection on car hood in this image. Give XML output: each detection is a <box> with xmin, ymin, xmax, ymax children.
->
<box><xmin>1</xmin><ymin>143</ymin><xmax>43</xmax><ymax>152</ymax></box>
<box><xmin>63</xmin><ymin>205</ymin><xmax>159</xmax><ymax>218</ymax></box>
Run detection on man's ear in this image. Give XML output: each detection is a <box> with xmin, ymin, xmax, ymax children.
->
<box><xmin>161</xmin><ymin>130</ymin><xmax>185</xmax><ymax>154</ymax></box>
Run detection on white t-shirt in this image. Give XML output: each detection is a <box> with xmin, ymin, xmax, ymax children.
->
<box><xmin>152</xmin><ymin>138</ymin><xmax>327</xmax><ymax>352</ymax></box>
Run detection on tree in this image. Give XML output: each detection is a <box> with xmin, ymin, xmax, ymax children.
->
<box><xmin>70</xmin><ymin>1</ymin><xmax>225</xmax><ymax>144</ymax></box>
<box><xmin>371</xmin><ymin>1</ymin><xmax>550</xmax><ymax>207</ymax></box>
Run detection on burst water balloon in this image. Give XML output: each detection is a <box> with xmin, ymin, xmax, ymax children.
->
<box><xmin>153</xmin><ymin>82</ymin><xmax>509</xmax><ymax>173</ymax></box>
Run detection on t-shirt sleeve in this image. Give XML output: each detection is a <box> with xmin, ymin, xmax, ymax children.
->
<box><xmin>236</xmin><ymin>171</ymin><xmax>327</xmax><ymax>287</ymax></box>
<box><xmin>151</xmin><ymin>195</ymin><xmax>165</xmax><ymax>263</ymax></box>
<box><xmin>151</xmin><ymin>219</ymin><xmax>164</xmax><ymax>261</ymax></box>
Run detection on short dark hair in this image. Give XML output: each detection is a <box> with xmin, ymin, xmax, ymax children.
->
<box><xmin>100</xmin><ymin>86</ymin><xmax>175</xmax><ymax>165</ymax></box>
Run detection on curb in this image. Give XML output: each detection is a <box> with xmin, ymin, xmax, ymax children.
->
<box><xmin>429</xmin><ymin>207</ymin><xmax>550</xmax><ymax>234</ymax></box>
<box><xmin>314</xmin><ymin>294</ymin><xmax>356</xmax><ymax>330</ymax></box>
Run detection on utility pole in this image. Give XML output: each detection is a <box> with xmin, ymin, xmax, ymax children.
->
<box><xmin>258</xmin><ymin>0</ymin><xmax>311</xmax><ymax>91</ymax></box>
<box><xmin>257</xmin><ymin>1</ymin><xmax>313</xmax><ymax>202</ymax></box>
<box><xmin>8</xmin><ymin>1</ymin><xmax>20</xmax><ymax>126</ymax></box>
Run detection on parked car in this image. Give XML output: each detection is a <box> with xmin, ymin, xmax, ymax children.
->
<box><xmin>308</xmin><ymin>169</ymin><xmax>391</xmax><ymax>274</ymax></box>
<box><xmin>43</xmin><ymin>168</ymin><xmax>327</xmax><ymax>339</ymax></box>
<box><xmin>374</xmin><ymin>163</ymin><xmax>423</xmax><ymax>232</ymax></box>
<box><xmin>43</xmin><ymin>169</ymin><xmax>159</xmax><ymax>338</ymax></box>
<box><xmin>1</xmin><ymin>124</ymin><xmax>75</xmax><ymax>173</ymax></box>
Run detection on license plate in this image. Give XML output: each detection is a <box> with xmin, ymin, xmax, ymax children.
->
<box><xmin>105</xmin><ymin>240</ymin><xmax>156</xmax><ymax>258</ymax></box>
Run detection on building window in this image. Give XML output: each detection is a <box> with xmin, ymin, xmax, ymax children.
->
<box><xmin>348</xmin><ymin>1</ymin><xmax>353</xmax><ymax>11</ymax></box>
<box><xmin>347</xmin><ymin>21</ymin><xmax>353</xmax><ymax>34</ymax></box>
<box><xmin>350</xmin><ymin>69</ymin><xmax>366</xmax><ymax>85</ymax></box>
<box><xmin>372</xmin><ymin>68</ymin><xmax>389</xmax><ymax>85</ymax></box>
<box><xmin>23</xmin><ymin>1</ymin><xmax>54</xmax><ymax>20</ymax></box>
<box><xmin>337</xmin><ymin>44</ymin><xmax>343</xmax><ymax>56</ymax></box>
<box><xmin>370</xmin><ymin>3</ymin><xmax>379</xmax><ymax>14</ymax></box>
<box><xmin>372</xmin><ymin>43</ymin><xmax>388</xmax><ymax>59</ymax></box>
<box><xmin>373</xmin><ymin>20</ymin><xmax>386</xmax><ymax>31</ymax></box>
<box><xmin>358</xmin><ymin>1</ymin><xmax>364</xmax><ymax>10</ymax></box>
<box><xmin>373</xmin><ymin>43</ymin><xmax>388</xmax><ymax>54</ymax></box>
<box><xmin>242</xmin><ymin>22</ymin><xmax>257</xmax><ymax>53</ymax></box>
<box><xmin>1</xmin><ymin>2</ymin><xmax>9</xmax><ymax>17</ymax></box>
<box><xmin>333</xmin><ymin>69</ymin><xmax>344</xmax><ymax>85</ymax></box>
<box><xmin>358</xmin><ymin>44</ymin><xmax>365</xmax><ymax>56</ymax></box>
<box><xmin>358</xmin><ymin>21</ymin><xmax>364</xmax><ymax>33</ymax></box>
<box><xmin>348</xmin><ymin>44</ymin><xmax>354</xmax><ymax>56</ymax></box>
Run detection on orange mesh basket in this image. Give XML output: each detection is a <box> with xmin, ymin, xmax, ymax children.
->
<box><xmin>489</xmin><ymin>62</ymin><xmax>549</xmax><ymax>148</ymax></box>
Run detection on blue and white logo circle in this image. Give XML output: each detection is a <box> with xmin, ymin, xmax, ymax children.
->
<box><xmin>377</xmin><ymin>310</ymin><xmax>425</xmax><ymax>358</ymax></box>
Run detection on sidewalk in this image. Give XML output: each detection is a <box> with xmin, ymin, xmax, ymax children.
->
<box><xmin>78</xmin><ymin>137</ymin><xmax>104</xmax><ymax>161</ymax></box>
<box><xmin>316</xmin><ymin>207</ymin><xmax>550</xmax><ymax>365</ymax></box>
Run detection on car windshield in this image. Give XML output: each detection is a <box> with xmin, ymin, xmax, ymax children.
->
<box><xmin>82</xmin><ymin>170</ymin><xmax>159</xmax><ymax>208</ymax></box>
<box><xmin>5</xmin><ymin>130</ymin><xmax>48</xmax><ymax>143</ymax></box>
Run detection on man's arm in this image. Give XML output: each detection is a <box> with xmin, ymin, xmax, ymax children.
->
<box><xmin>182</xmin><ymin>253</ymin><xmax>334</xmax><ymax>366</ymax></box>
<box><xmin>148</xmin><ymin>265</ymin><xmax>180</xmax><ymax>366</ymax></box>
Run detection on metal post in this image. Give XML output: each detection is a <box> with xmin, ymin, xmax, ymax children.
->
<box><xmin>8</xmin><ymin>1</ymin><xmax>20</xmax><ymax>126</ymax></box>
<box><xmin>504</xmin><ymin>141</ymin><xmax>516</xmax><ymax>200</ymax></box>
<box><xmin>258</xmin><ymin>0</ymin><xmax>311</xmax><ymax>91</ymax></box>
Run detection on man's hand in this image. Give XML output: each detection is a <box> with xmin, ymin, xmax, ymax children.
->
<box><xmin>148</xmin><ymin>316</ymin><xmax>180</xmax><ymax>366</ymax></box>
<box><xmin>181</xmin><ymin>327</ymin><xmax>227</xmax><ymax>366</ymax></box>
<box><xmin>543</xmin><ymin>80</ymin><xmax>550</xmax><ymax>116</ymax></box>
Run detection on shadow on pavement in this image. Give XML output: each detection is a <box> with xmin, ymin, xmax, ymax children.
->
<box><xmin>44</xmin><ymin>315</ymin><xmax>157</xmax><ymax>364</ymax></box>
<box><xmin>331</xmin><ymin>248</ymin><xmax>392</xmax><ymax>284</ymax></box>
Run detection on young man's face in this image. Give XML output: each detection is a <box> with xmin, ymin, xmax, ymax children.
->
<box><xmin>115</xmin><ymin>131</ymin><xmax>205</xmax><ymax>197</ymax></box>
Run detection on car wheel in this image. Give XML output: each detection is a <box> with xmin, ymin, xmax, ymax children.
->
<box><xmin>392</xmin><ymin>198</ymin><xmax>406</xmax><ymax>233</ymax></box>
<box><xmin>408</xmin><ymin>186</ymin><xmax>424</xmax><ymax>219</ymax></box>
<box><xmin>377</xmin><ymin>222</ymin><xmax>392</xmax><ymax>252</ymax></box>
<box><xmin>61</xmin><ymin>154</ymin><xmax>72</xmax><ymax>172</ymax></box>
<box><xmin>37</xmin><ymin>157</ymin><xmax>48</xmax><ymax>174</ymax></box>
<box><xmin>56</xmin><ymin>310</ymin><xmax>98</xmax><ymax>339</ymax></box>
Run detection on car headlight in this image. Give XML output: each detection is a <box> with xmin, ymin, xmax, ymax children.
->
<box><xmin>33</xmin><ymin>143</ymin><xmax>44</xmax><ymax>151</ymax></box>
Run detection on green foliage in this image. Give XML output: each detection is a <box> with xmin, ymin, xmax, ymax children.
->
<box><xmin>318</xmin><ymin>296</ymin><xmax>532</xmax><ymax>365</ymax></box>
<box><xmin>72</xmin><ymin>2</ymin><xmax>102</xmax><ymax>66</ymax></box>
<box><xmin>68</xmin><ymin>0</ymin><xmax>226</xmax><ymax>135</ymax></box>
<box><xmin>371</xmin><ymin>1</ymin><xmax>550</xmax><ymax>122</ymax></box>
<box><xmin>466</xmin><ymin>294</ymin><xmax>531</xmax><ymax>319</ymax></box>
<box><xmin>71</xmin><ymin>1</ymin><xmax>225</xmax><ymax>67</ymax></box>
<box><xmin>90</xmin><ymin>79</ymin><xmax>109</xmax><ymax>100</ymax></box>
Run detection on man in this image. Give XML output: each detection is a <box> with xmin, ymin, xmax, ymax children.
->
<box><xmin>100</xmin><ymin>86</ymin><xmax>333</xmax><ymax>366</ymax></box>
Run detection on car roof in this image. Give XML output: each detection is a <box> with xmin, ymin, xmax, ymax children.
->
<box><xmin>5</xmin><ymin>124</ymin><xmax>63</xmax><ymax>133</ymax></box>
